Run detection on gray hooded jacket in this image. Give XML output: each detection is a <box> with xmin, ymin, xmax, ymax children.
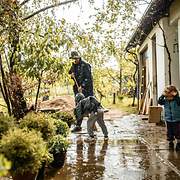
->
<box><xmin>74</xmin><ymin>93</ymin><xmax>101</xmax><ymax>121</ymax></box>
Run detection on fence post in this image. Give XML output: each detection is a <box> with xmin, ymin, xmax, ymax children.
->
<box><xmin>113</xmin><ymin>93</ymin><xmax>116</xmax><ymax>104</ymax></box>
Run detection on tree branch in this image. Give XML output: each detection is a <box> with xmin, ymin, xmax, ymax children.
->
<box><xmin>20</xmin><ymin>0</ymin><xmax>31</xmax><ymax>6</ymax></box>
<box><xmin>0</xmin><ymin>55</ymin><xmax>12</xmax><ymax>115</ymax></box>
<box><xmin>4</xmin><ymin>49</ymin><xmax>10</xmax><ymax>71</ymax></box>
<box><xmin>35</xmin><ymin>70</ymin><xmax>43</xmax><ymax>110</ymax></box>
<box><xmin>23</xmin><ymin>0</ymin><xmax>78</xmax><ymax>21</ymax></box>
<box><xmin>124</xmin><ymin>50</ymin><xmax>138</xmax><ymax>66</ymax></box>
<box><xmin>106</xmin><ymin>68</ymin><xmax>120</xmax><ymax>84</ymax></box>
<box><xmin>157</xmin><ymin>21</ymin><xmax>172</xmax><ymax>84</ymax></box>
<box><xmin>124</xmin><ymin>49</ymin><xmax>139</xmax><ymax>107</ymax></box>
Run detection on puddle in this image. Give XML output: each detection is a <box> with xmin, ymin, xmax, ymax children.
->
<box><xmin>45</xmin><ymin>115</ymin><xmax>180</xmax><ymax>180</ymax></box>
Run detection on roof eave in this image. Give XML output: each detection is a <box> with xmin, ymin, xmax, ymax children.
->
<box><xmin>125</xmin><ymin>0</ymin><xmax>174</xmax><ymax>51</ymax></box>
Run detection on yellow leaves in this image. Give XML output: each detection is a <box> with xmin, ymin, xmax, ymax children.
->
<box><xmin>94</xmin><ymin>23</ymin><xmax>101</xmax><ymax>32</ymax></box>
<box><xmin>0</xmin><ymin>154</ymin><xmax>11</xmax><ymax>177</ymax></box>
<box><xmin>66</xmin><ymin>39</ymin><xmax>73</xmax><ymax>49</ymax></box>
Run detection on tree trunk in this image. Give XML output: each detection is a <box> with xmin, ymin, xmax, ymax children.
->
<box><xmin>132</xmin><ymin>65</ymin><xmax>138</xmax><ymax>107</ymax></box>
<box><xmin>8</xmin><ymin>73</ymin><xmax>28</xmax><ymax>119</ymax></box>
<box><xmin>0</xmin><ymin>55</ymin><xmax>12</xmax><ymax>115</ymax></box>
<box><xmin>125</xmin><ymin>50</ymin><xmax>139</xmax><ymax>108</ymax></box>
<box><xmin>119</xmin><ymin>66</ymin><xmax>122</xmax><ymax>94</ymax></box>
<box><xmin>158</xmin><ymin>22</ymin><xmax>172</xmax><ymax>84</ymax></box>
<box><xmin>0</xmin><ymin>55</ymin><xmax>28</xmax><ymax>119</ymax></box>
<box><xmin>113</xmin><ymin>93</ymin><xmax>116</xmax><ymax>104</ymax></box>
<box><xmin>35</xmin><ymin>72</ymin><xmax>43</xmax><ymax>110</ymax></box>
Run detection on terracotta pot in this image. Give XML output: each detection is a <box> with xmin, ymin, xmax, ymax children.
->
<box><xmin>50</xmin><ymin>151</ymin><xmax>66</xmax><ymax>168</ymax></box>
<box><xmin>12</xmin><ymin>172</ymin><xmax>37</xmax><ymax>180</ymax></box>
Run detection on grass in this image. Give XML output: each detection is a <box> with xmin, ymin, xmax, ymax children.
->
<box><xmin>0</xmin><ymin>92</ymin><xmax>138</xmax><ymax>115</ymax></box>
<box><xmin>102</xmin><ymin>96</ymin><xmax>138</xmax><ymax>115</ymax></box>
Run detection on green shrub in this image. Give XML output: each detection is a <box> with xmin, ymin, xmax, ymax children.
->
<box><xmin>52</xmin><ymin>111</ymin><xmax>75</xmax><ymax>128</ymax></box>
<box><xmin>0</xmin><ymin>114</ymin><xmax>15</xmax><ymax>138</ymax></box>
<box><xmin>54</xmin><ymin>120</ymin><xmax>70</xmax><ymax>137</ymax></box>
<box><xmin>0</xmin><ymin>154</ymin><xmax>11</xmax><ymax>177</ymax></box>
<box><xmin>48</xmin><ymin>135</ymin><xmax>70</xmax><ymax>154</ymax></box>
<box><xmin>19</xmin><ymin>112</ymin><xmax>56</xmax><ymax>141</ymax></box>
<box><xmin>0</xmin><ymin>128</ymin><xmax>50</xmax><ymax>176</ymax></box>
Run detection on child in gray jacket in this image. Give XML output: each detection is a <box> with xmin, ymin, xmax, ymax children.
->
<box><xmin>73</xmin><ymin>93</ymin><xmax>108</xmax><ymax>141</ymax></box>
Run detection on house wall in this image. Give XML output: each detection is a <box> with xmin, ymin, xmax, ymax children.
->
<box><xmin>138</xmin><ymin>16</ymin><xmax>180</xmax><ymax>106</ymax></box>
<box><xmin>134</xmin><ymin>0</ymin><xmax>180</xmax><ymax>113</ymax></box>
<box><xmin>169</xmin><ymin>0</ymin><xmax>180</xmax><ymax>25</ymax></box>
<box><xmin>162</xmin><ymin>18</ymin><xmax>180</xmax><ymax>89</ymax></box>
<box><xmin>138</xmin><ymin>21</ymin><xmax>166</xmax><ymax>103</ymax></box>
<box><xmin>155</xmin><ymin>19</ymin><xmax>167</xmax><ymax>98</ymax></box>
<box><xmin>169</xmin><ymin>0</ymin><xmax>180</xmax><ymax>91</ymax></box>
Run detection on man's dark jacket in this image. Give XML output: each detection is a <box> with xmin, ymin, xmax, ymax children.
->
<box><xmin>69</xmin><ymin>58</ymin><xmax>93</xmax><ymax>97</ymax></box>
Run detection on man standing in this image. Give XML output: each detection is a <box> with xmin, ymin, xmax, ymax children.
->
<box><xmin>69</xmin><ymin>51</ymin><xmax>94</xmax><ymax>132</ymax></box>
<box><xmin>69</xmin><ymin>51</ymin><xmax>93</xmax><ymax>98</ymax></box>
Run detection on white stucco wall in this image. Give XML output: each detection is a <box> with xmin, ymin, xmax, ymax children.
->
<box><xmin>162</xmin><ymin>18</ymin><xmax>180</xmax><ymax>89</ymax></box>
<box><xmin>155</xmin><ymin>20</ymin><xmax>166</xmax><ymax>98</ymax></box>
<box><xmin>169</xmin><ymin>0</ymin><xmax>180</xmax><ymax>91</ymax></box>
<box><xmin>138</xmin><ymin>21</ymin><xmax>166</xmax><ymax>100</ymax></box>
<box><xmin>169</xmin><ymin>0</ymin><xmax>180</xmax><ymax>25</ymax></box>
<box><xmin>136</xmin><ymin>0</ymin><xmax>180</xmax><ymax>110</ymax></box>
<box><xmin>138</xmin><ymin>16</ymin><xmax>180</xmax><ymax>100</ymax></box>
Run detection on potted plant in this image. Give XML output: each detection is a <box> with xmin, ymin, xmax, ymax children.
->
<box><xmin>0</xmin><ymin>114</ymin><xmax>15</xmax><ymax>138</ymax></box>
<box><xmin>54</xmin><ymin>120</ymin><xmax>70</xmax><ymax>137</ymax></box>
<box><xmin>0</xmin><ymin>128</ymin><xmax>50</xmax><ymax>180</ymax></box>
<box><xmin>48</xmin><ymin>135</ymin><xmax>69</xmax><ymax>168</ymax></box>
<box><xmin>19</xmin><ymin>112</ymin><xmax>56</xmax><ymax>141</ymax></box>
<box><xmin>52</xmin><ymin>111</ymin><xmax>75</xmax><ymax>128</ymax></box>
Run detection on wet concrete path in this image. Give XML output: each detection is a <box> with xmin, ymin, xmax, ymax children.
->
<box><xmin>46</xmin><ymin>113</ymin><xmax>180</xmax><ymax>180</ymax></box>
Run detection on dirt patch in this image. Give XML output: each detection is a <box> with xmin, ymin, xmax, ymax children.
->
<box><xmin>38</xmin><ymin>95</ymin><xmax>125</xmax><ymax>119</ymax></box>
<box><xmin>38</xmin><ymin>95</ymin><xmax>75</xmax><ymax>112</ymax></box>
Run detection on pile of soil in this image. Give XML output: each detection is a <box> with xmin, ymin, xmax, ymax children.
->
<box><xmin>39</xmin><ymin>95</ymin><xmax>75</xmax><ymax>113</ymax></box>
<box><xmin>38</xmin><ymin>95</ymin><xmax>125</xmax><ymax>120</ymax></box>
<box><xmin>104</xmin><ymin>108</ymin><xmax>127</xmax><ymax>120</ymax></box>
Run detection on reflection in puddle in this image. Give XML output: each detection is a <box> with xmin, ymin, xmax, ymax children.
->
<box><xmin>46</xmin><ymin>116</ymin><xmax>180</xmax><ymax>180</ymax></box>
